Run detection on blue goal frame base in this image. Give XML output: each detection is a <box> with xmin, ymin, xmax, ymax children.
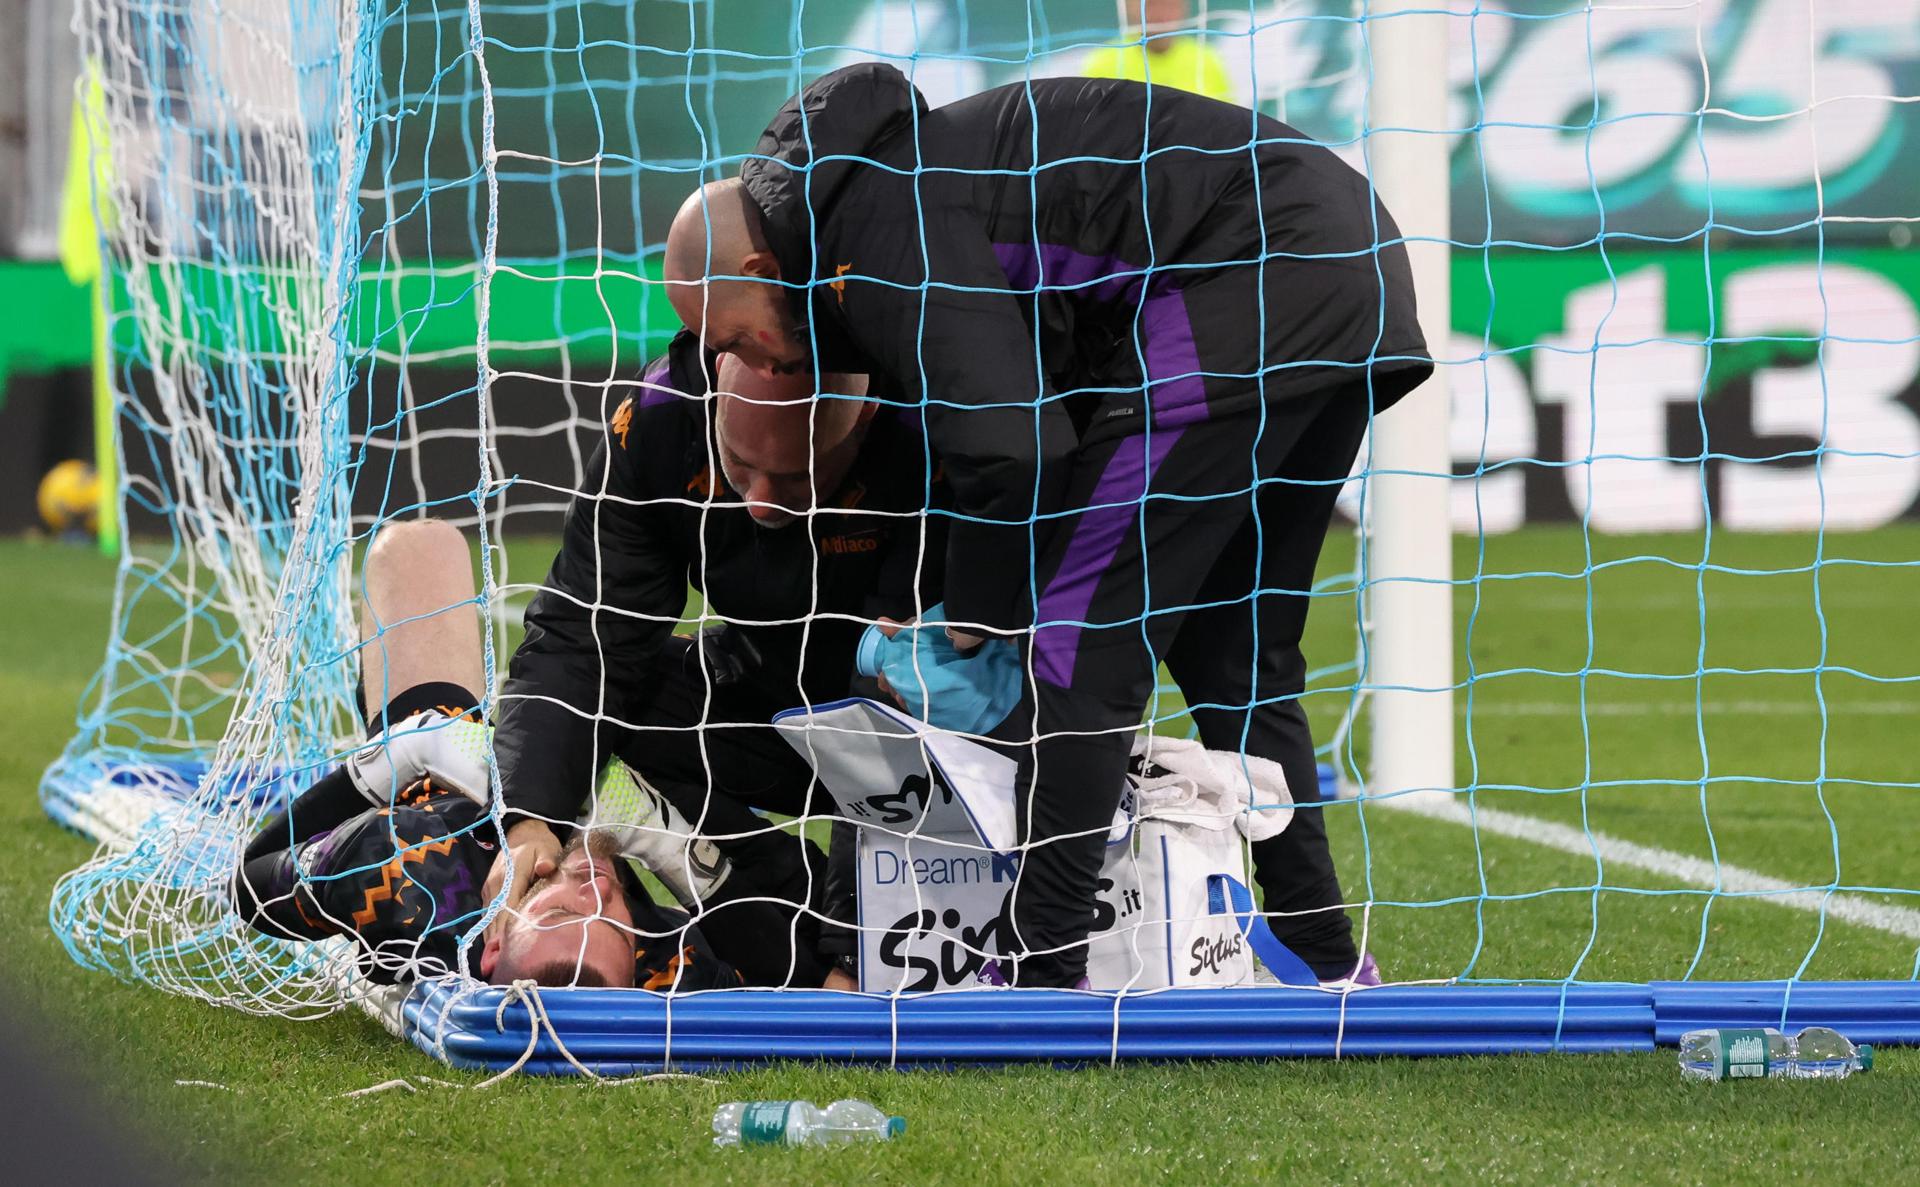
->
<box><xmin>41</xmin><ymin>755</ymin><xmax>1916</xmax><ymax>1073</ymax></box>
<box><xmin>399</xmin><ymin>980</ymin><xmax>1920</xmax><ymax>1075</ymax></box>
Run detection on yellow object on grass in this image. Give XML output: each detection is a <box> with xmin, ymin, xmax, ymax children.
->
<box><xmin>38</xmin><ymin>460</ymin><xmax>102</xmax><ymax>536</ymax></box>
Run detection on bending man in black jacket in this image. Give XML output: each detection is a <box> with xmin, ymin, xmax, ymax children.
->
<box><xmin>485</xmin><ymin>333</ymin><xmax>948</xmax><ymax>989</ymax></box>
<box><xmin>663</xmin><ymin>65</ymin><xmax>1433</xmax><ymax>987</ymax></box>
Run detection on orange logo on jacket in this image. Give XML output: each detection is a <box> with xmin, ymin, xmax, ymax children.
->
<box><xmin>611</xmin><ymin>396</ymin><xmax>634</xmax><ymax>449</ymax></box>
<box><xmin>831</xmin><ymin>262</ymin><xmax>852</xmax><ymax>304</ymax></box>
<box><xmin>820</xmin><ymin>533</ymin><xmax>879</xmax><ymax>555</ymax></box>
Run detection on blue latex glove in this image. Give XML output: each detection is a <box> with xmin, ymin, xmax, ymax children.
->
<box><xmin>855</xmin><ymin>603</ymin><xmax>1024</xmax><ymax>736</ymax></box>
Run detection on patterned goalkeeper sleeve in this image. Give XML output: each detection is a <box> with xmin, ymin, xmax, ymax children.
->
<box><xmin>233</xmin><ymin>767</ymin><xmax>366</xmax><ymax>943</ymax></box>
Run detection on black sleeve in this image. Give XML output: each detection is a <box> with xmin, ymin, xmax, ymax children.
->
<box><xmin>239</xmin><ymin>767</ymin><xmax>363</xmax><ymax>864</ymax></box>
<box><xmin>494</xmin><ymin>415</ymin><xmax>691</xmax><ymax>828</ymax></box>
<box><xmin>686</xmin><ymin>837</ymin><xmax>832</xmax><ymax>988</ymax></box>
<box><xmin>862</xmin><ymin>445</ymin><xmax>950</xmax><ymax>624</ymax></box>
<box><xmin>815</xmin><ymin>819</ymin><xmax>860</xmax><ymax>968</ymax></box>
<box><xmin>233</xmin><ymin>768</ymin><xmax>369</xmax><ymax>941</ymax></box>
<box><xmin>233</xmin><ymin>850</ymin><xmax>326</xmax><ymax>942</ymax></box>
<box><xmin>834</xmin><ymin>204</ymin><xmax>1078</xmax><ymax>635</ymax></box>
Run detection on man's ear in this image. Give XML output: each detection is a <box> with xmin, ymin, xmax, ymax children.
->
<box><xmin>740</xmin><ymin>249</ymin><xmax>782</xmax><ymax>280</ymax></box>
<box><xmin>480</xmin><ymin>932</ymin><xmax>503</xmax><ymax>980</ymax></box>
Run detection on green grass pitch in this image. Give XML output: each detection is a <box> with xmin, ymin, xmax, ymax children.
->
<box><xmin>6</xmin><ymin>527</ymin><xmax>1920</xmax><ymax>1184</ymax></box>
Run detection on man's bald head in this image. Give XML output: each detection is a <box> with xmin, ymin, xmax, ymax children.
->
<box><xmin>664</xmin><ymin>179</ymin><xmax>767</xmax><ymax>285</ymax></box>
<box><xmin>713</xmin><ymin>353</ymin><xmax>872</xmax><ymax>530</ymax></box>
<box><xmin>665</xmin><ymin>180</ymin><xmax>810</xmax><ymax>378</ymax></box>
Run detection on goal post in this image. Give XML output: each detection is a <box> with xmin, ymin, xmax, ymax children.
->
<box><xmin>1360</xmin><ymin>0</ymin><xmax>1456</xmax><ymax>804</ymax></box>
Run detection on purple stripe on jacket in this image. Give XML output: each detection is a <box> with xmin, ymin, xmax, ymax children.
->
<box><xmin>1027</xmin><ymin>279</ymin><xmax>1213</xmax><ymax>688</ymax></box>
<box><xmin>637</xmin><ymin>362</ymin><xmax>677</xmax><ymax>408</ymax></box>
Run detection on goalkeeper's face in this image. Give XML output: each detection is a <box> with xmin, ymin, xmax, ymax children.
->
<box><xmin>482</xmin><ymin>832</ymin><xmax>638</xmax><ymax>988</ymax></box>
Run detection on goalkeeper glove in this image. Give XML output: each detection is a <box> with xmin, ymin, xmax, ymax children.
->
<box><xmin>592</xmin><ymin>759</ymin><xmax>733</xmax><ymax>907</ymax></box>
<box><xmin>345</xmin><ymin>709</ymin><xmax>492</xmax><ymax>807</ymax></box>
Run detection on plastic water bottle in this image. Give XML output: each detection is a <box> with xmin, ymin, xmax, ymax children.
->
<box><xmin>1677</xmin><ymin>1026</ymin><xmax>1873</xmax><ymax>1081</ymax></box>
<box><xmin>1789</xmin><ymin>1026</ymin><xmax>1876</xmax><ymax>1079</ymax></box>
<box><xmin>1677</xmin><ymin>1028</ymin><xmax>1790</xmax><ymax>1080</ymax></box>
<box><xmin>713</xmin><ymin>1100</ymin><xmax>907</xmax><ymax>1147</ymax></box>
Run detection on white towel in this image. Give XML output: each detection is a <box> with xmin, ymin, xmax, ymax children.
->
<box><xmin>1128</xmin><ymin>734</ymin><xmax>1294</xmax><ymax>843</ymax></box>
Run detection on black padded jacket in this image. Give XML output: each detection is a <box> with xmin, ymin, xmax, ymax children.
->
<box><xmin>739</xmin><ymin>64</ymin><xmax>1431</xmax><ymax>634</ymax></box>
<box><xmin>493</xmin><ymin>330</ymin><xmax>948</xmax><ymax>826</ymax></box>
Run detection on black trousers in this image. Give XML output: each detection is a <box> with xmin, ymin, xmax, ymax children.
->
<box><xmin>1004</xmin><ymin>379</ymin><xmax>1373</xmax><ymax>985</ymax></box>
<box><xmin>612</xmin><ymin>633</ymin><xmax>855</xmax><ymax>986</ymax></box>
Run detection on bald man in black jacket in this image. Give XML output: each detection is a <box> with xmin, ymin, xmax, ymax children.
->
<box><xmin>665</xmin><ymin>64</ymin><xmax>1431</xmax><ymax>987</ymax></box>
<box><xmin>488</xmin><ymin>331</ymin><xmax>949</xmax><ymax>987</ymax></box>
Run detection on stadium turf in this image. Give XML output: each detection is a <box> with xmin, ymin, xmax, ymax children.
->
<box><xmin>6</xmin><ymin>528</ymin><xmax>1920</xmax><ymax>1185</ymax></box>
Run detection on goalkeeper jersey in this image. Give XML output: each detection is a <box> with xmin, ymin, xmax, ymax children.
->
<box><xmin>236</xmin><ymin>761</ymin><xmax>743</xmax><ymax>989</ymax></box>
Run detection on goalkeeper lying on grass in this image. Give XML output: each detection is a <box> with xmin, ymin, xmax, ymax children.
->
<box><xmin>231</xmin><ymin>519</ymin><xmax>819</xmax><ymax>990</ymax></box>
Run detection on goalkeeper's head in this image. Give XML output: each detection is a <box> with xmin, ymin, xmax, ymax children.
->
<box><xmin>479</xmin><ymin>831</ymin><xmax>641</xmax><ymax>988</ymax></box>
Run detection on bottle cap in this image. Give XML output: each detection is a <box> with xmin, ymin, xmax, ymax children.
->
<box><xmin>888</xmin><ymin>1116</ymin><xmax>907</xmax><ymax>1138</ymax></box>
<box><xmin>1858</xmin><ymin>1044</ymin><xmax>1874</xmax><ymax>1072</ymax></box>
<box><xmin>856</xmin><ymin>624</ymin><xmax>885</xmax><ymax>678</ymax></box>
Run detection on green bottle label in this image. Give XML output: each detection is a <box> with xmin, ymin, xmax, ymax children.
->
<box><xmin>1718</xmin><ymin>1029</ymin><xmax>1771</xmax><ymax>1079</ymax></box>
<box><xmin>740</xmin><ymin>1101</ymin><xmax>797</xmax><ymax>1146</ymax></box>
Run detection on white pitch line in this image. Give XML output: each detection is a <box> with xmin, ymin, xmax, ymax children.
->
<box><xmin>1458</xmin><ymin>700</ymin><xmax>1920</xmax><ymax>718</ymax></box>
<box><xmin>1377</xmin><ymin>790</ymin><xmax>1920</xmax><ymax>941</ymax></box>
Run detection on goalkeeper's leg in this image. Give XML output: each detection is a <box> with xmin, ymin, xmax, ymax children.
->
<box><xmin>238</xmin><ymin>518</ymin><xmax>486</xmax><ymax>934</ymax></box>
<box><xmin>355</xmin><ymin>518</ymin><xmax>485</xmax><ymax>729</ymax></box>
<box><xmin>250</xmin><ymin>518</ymin><xmax>486</xmax><ymax>850</ymax></box>
<box><xmin>1162</xmin><ymin>378</ymin><xmax>1372</xmax><ymax>980</ymax></box>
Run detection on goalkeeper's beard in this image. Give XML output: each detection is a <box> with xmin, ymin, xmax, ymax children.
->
<box><xmin>515</xmin><ymin>827</ymin><xmax>632</xmax><ymax>925</ymax></box>
<box><xmin>523</xmin><ymin>827</ymin><xmax>624</xmax><ymax>899</ymax></box>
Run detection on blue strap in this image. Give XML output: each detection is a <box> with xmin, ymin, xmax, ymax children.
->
<box><xmin>1207</xmin><ymin>873</ymin><xmax>1319</xmax><ymax>987</ymax></box>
